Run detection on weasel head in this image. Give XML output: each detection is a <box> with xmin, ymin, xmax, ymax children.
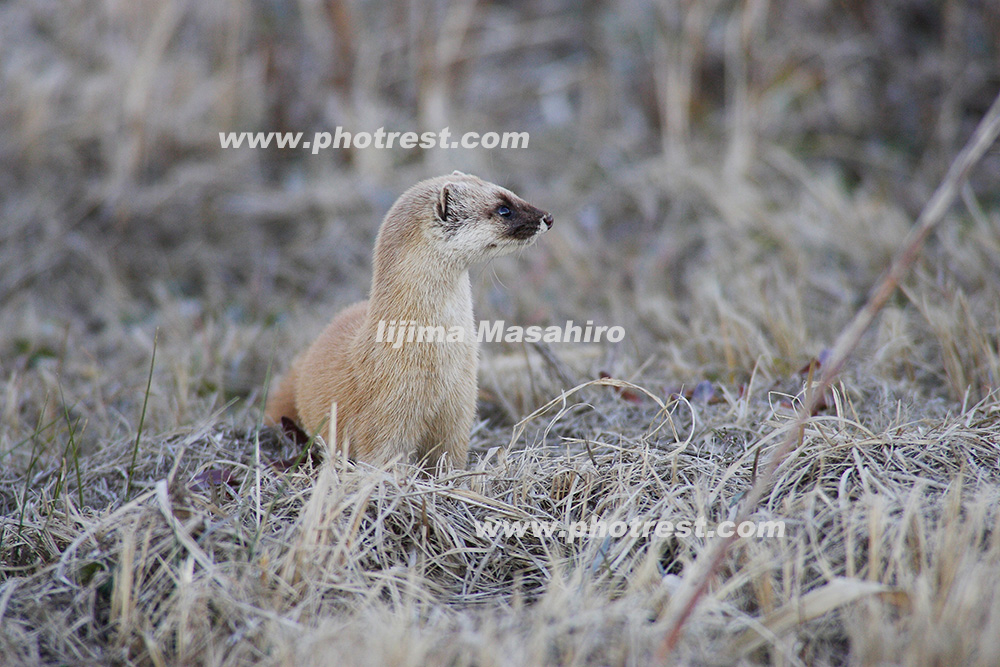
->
<box><xmin>409</xmin><ymin>172</ymin><xmax>552</xmax><ymax>266</ymax></box>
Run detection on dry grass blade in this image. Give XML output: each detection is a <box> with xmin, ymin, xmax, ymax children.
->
<box><xmin>154</xmin><ymin>480</ymin><xmax>220</xmax><ymax>584</ymax></box>
<box><xmin>655</xmin><ymin>90</ymin><xmax>1000</xmax><ymax>661</ymax></box>
<box><xmin>126</xmin><ymin>330</ymin><xmax>158</xmax><ymax>501</ymax></box>
<box><xmin>727</xmin><ymin>577</ymin><xmax>905</xmax><ymax>657</ymax></box>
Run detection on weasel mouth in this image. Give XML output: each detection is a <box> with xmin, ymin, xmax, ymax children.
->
<box><xmin>503</xmin><ymin>214</ymin><xmax>553</xmax><ymax>241</ymax></box>
<box><xmin>504</xmin><ymin>226</ymin><xmax>541</xmax><ymax>241</ymax></box>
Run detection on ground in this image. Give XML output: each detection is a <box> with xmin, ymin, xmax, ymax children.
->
<box><xmin>1</xmin><ymin>1</ymin><xmax>999</xmax><ymax>664</ymax></box>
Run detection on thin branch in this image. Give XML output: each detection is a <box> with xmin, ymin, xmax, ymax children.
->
<box><xmin>655</xmin><ymin>90</ymin><xmax>1000</xmax><ymax>662</ymax></box>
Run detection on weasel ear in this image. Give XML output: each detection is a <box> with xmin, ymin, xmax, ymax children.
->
<box><xmin>451</xmin><ymin>169</ymin><xmax>469</xmax><ymax>176</ymax></box>
<box><xmin>436</xmin><ymin>183</ymin><xmax>454</xmax><ymax>221</ymax></box>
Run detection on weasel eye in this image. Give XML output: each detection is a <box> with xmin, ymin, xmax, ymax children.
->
<box><xmin>497</xmin><ymin>205</ymin><xmax>511</xmax><ymax>218</ymax></box>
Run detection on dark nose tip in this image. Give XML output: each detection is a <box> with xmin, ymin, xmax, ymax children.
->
<box><xmin>541</xmin><ymin>213</ymin><xmax>553</xmax><ymax>230</ymax></box>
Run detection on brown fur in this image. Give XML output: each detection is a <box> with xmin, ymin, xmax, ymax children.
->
<box><xmin>265</xmin><ymin>173</ymin><xmax>552</xmax><ymax>469</ymax></box>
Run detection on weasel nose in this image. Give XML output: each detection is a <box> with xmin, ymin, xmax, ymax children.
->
<box><xmin>541</xmin><ymin>213</ymin><xmax>553</xmax><ymax>231</ymax></box>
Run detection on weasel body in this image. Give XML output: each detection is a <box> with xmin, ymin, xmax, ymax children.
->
<box><xmin>265</xmin><ymin>173</ymin><xmax>552</xmax><ymax>468</ymax></box>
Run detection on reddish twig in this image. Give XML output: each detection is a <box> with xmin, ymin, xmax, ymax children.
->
<box><xmin>655</xmin><ymin>90</ymin><xmax>1000</xmax><ymax>662</ymax></box>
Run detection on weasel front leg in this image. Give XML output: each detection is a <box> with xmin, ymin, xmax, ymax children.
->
<box><xmin>418</xmin><ymin>390</ymin><xmax>475</xmax><ymax>470</ymax></box>
<box><xmin>418</xmin><ymin>431</ymin><xmax>470</xmax><ymax>471</ymax></box>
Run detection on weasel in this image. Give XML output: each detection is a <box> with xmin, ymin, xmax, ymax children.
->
<box><xmin>265</xmin><ymin>172</ymin><xmax>552</xmax><ymax>469</ymax></box>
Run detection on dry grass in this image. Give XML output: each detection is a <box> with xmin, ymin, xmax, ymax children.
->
<box><xmin>2</xmin><ymin>0</ymin><xmax>1000</xmax><ymax>664</ymax></box>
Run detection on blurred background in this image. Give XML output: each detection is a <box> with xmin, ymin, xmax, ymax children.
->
<box><xmin>1</xmin><ymin>0</ymin><xmax>998</xmax><ymax>443</ymax></box>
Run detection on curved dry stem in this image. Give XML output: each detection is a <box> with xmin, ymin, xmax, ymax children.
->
<box><xmin>655</xmin><ymin>89</ymin><xmax>1000</xmax><ymax>662</ymax></box>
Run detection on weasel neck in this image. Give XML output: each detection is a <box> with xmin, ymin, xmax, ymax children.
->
<box><xmin>366</xmin><ymin>256</ymin><xmax>473</xmax><ymax>330</ymax></box>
